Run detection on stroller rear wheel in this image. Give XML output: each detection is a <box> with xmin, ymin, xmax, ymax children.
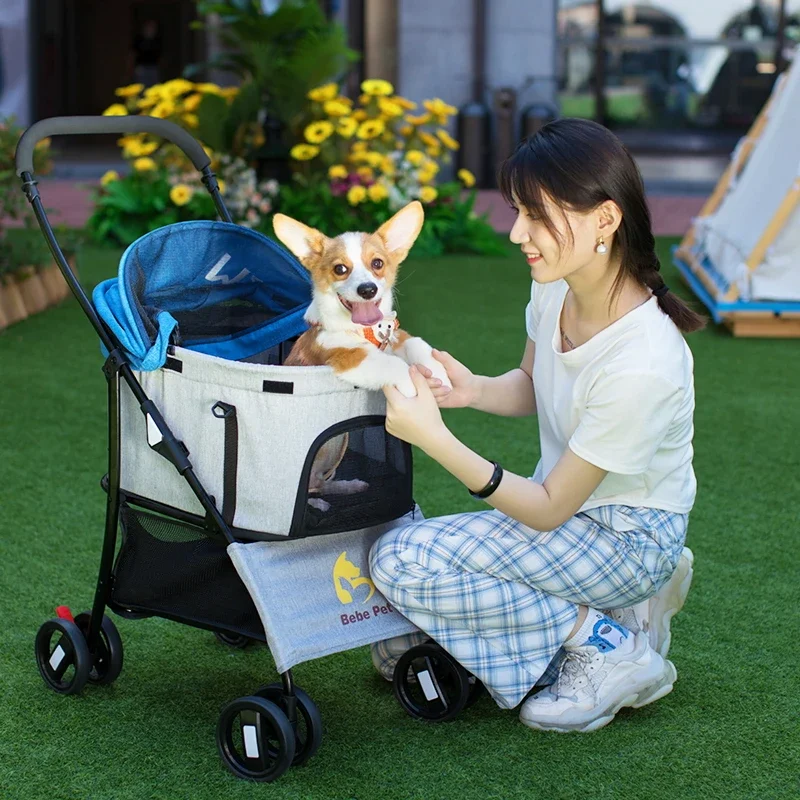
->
<box><xmin>393</xmin><ymin>642</ymin><xmax>482</xmax><ymax>722</ymax></box>
<box><xmin>254</xmin><ymin>683</ymin><xmax>323</xmax><ymax>767</ymax></box>
<box><xmin>217</xmin><ymin>696</ymin><xmax>296</xmax><ymax>782</ymax></box>
<box><xmin>74</xmin><ymin>612</ymin><xmax>124</xmax><ymax>686</ymax></box>
<box><xmin>214</xmin><ymin>631</ymin><xmax>253</xmax><ymax>649</ymax></box>
<box><xmin>35</xmin><ymin>618</ymin><xmax>92</xmax><ymax>695</ymax></box>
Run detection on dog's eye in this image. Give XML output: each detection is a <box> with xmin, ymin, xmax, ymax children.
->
<box><xmin>371</xmin><ymin>258</ymin><xmax>384</xmax><ymax>270</ymax></box>
<box><xmin>333</xmin><ymin>264</ymin><xmax>348</xmax><ymax>276</ymax></box>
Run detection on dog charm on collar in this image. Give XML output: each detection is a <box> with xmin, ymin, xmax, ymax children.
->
<box><xmin>363</xmin><ymin>312</ymin><xmax>400</xmax><ymax>350</ymax></box>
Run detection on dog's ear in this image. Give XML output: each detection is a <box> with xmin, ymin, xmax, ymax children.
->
<box><xmin>375</xmin><ymin>201</ymin><xmax>424</xmax><ymax>261</ymax></box>
<box><xmin>273</xmin><ymin>214</ymin><xmax>326</xmax><ymax>264</ymax></box>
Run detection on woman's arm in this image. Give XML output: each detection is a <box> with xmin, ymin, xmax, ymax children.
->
<box><xmin>383</xmin><ymin>367</ymin><xmax>606</xmax><ymax>532</ymax></box>
<box><xmin>423</xmin><ymin>430</ymin><xmax>607</xmax><ymax>532</ymax></box>
<box><xmin>421</xmin><ymin>338</ymin><xmax>536</xmax><ymax>417</ymax></box>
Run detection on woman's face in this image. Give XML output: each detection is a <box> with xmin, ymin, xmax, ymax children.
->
<box><xmin>509</xmin><ymin>193</ymin><xmax>603</xmax><ymax>284</ymax></box>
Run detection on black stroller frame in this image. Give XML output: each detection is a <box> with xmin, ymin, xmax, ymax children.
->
<box><xmin>20</xmin><ymin>117</ymin><xmax>328</xmax><ymax>782</ymax></box>
<box><xmin>20</xmin><ymin>117</ymin><xmax>485</xmax><ymax>783</ymax></box>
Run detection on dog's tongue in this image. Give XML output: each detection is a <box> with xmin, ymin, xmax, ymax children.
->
<box><xmin>350</xmin><ymin>301</ymin><xmax>383</xmax><ymax>326</ymax></box>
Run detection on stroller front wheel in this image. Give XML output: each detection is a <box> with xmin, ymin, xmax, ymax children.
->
<box><xmin>35</xmin><ymin>618</ymin><xmax>92</xmax><ymax>695</ymax></box>
<box><xmin>254</xmin><ymin>683</ymin><xmax>323</xmax><ymax>767</ymax></box>
<box><xmin>217</xmin><ymin>696</ymin><xmax>296</xmax><ymax>782</ymax></box>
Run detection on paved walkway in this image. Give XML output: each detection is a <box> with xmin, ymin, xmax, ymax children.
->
<box><xmin>8</xmin><ymin>179</ymin><xmax>707</xmax><ymax>238</ymax></box>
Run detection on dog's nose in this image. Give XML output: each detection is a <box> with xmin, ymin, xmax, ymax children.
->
<box><xmin>357</xmin><ymin>282</ymin><xmax>378</xmax><ymax>300</ymax></box>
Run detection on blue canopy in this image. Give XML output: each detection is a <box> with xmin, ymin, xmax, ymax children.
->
<box><xmin>93</xmin><ymin>220</ymin><xmax>311</xmax><ymax>369</ymax></box>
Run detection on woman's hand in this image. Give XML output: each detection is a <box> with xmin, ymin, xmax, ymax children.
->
<box><xmin>414</xmin><ymin>350</ymin><xmax>478</xmax><ymax>409</ymax></box>
<box><xmin>383</xmin><ymin>365</ymin><xmax>450</xmax><ymax>452</ymax></box>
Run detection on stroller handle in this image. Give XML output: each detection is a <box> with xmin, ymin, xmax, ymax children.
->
<box><xmin>16</xmin><ymin>116</ymin><xmax>211</xmax><ymax>177</ymax></box>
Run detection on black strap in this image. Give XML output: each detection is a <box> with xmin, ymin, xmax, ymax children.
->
<box><xmin>212</xmin><ymin>402</ymin><xmax>238</xmax><ymax>526</ymax></box>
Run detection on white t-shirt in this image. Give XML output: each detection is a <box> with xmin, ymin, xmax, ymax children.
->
<box><xmin>525</xmin><ymin>279</ymin><xmax>696</xmax><ymax>514</ymax></box>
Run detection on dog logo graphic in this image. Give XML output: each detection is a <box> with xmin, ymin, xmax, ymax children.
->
<box><xmin>333</xmin><ymin>551</ymin><xmax>375</xmax><ymax>604</ymax></box>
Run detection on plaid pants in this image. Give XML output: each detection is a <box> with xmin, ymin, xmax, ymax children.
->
<box><xmin>369</xmin><ymin>505</ymin><xmax>688</xmax><ymax>709</ymax></box>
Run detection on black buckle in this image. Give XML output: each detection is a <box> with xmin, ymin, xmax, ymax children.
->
<box><xmin>102</xmin><ymin>348</ymin><xmax>125</xmax><ymax>380</ymax></box>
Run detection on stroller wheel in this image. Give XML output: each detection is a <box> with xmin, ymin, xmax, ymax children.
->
<box><xmin>254</xmin><ymin>683</ymin><xmax>323</xmax><ymax>767</ymax></box>
<box><xmin>393</xmin><ymin>643</ymin><xmax>471</xmax><ymax>722</ymax></box>
<box><xmin>35</xmin><ymin>618</ymin><xmax>92</xmax><ymax>695</ymax></box>
<box><xmin>214</xmin><ymin>631</ymin><xmax>253</xmax><ymax>649</ymax></box>
<box><xmin>217</xmin><ymin>696</ymin><xmax>295</xmax><ymax>782</ymax></box>
<box><xmin>74</xmin><ymin>612</ymin><xmax>124</xmax><ymax>686</ymax></box>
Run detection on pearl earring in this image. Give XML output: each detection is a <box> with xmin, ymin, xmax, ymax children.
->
<box><xmin>595</xmin><ymin>237</ymin><xmax>608</xmax><ymax>254</ymax></box>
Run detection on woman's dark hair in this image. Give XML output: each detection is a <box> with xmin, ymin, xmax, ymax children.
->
<box><xmin>498</xmin><ymin>117</ymin><xmax>705</xmax><ymax>333</ymax></box>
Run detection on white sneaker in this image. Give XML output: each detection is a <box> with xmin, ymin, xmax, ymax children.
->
<box><xmin>519</xmin><ymin>630</ymin><xmax>676</xmax><ymax>733</ymax></box>
<box><xmin>605</xmin><ymin>547</ymin><xmax>694</xmax><ymax>658</ymax></box>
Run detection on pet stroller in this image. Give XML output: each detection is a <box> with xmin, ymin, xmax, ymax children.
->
<box><xmin>19</xmin><ymin>118</ymin><xmax>481</xmax><ymax>783</ymax></box>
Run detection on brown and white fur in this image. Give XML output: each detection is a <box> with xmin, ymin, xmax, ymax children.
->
<box><xmin>273</xmin><ymin>201</ymin><xmax>451</xmax><ymax>511</ymax></box>
<box><xmin>273</xmin><ymin>200</ymin><xmax>451</xmax><ymax>397</ymax></box>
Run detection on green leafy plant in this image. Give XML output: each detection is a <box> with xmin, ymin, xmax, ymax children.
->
<box><xmin>188</xmin><ymin>0</ymin><xmax>359</xmax><ymax>161</ymax></box>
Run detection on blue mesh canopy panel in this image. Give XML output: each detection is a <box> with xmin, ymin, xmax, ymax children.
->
<box><xmin>93</xmin><ymin>221</ymin><xmax>311</xmax><ymax>369</ymax></box>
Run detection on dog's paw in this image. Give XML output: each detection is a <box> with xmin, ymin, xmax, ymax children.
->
<box><xmin>308</xmin><ymin>498</ymin><xmax>331</xmax><ymax>512</ymax></box>
<box><xmin>424</xmin><ymin>359</ymin><xmax>452</xmax><ymax>390</ymax></box>
<box><xmin>394</xmin><ymin>376</ymin><xmax>418</xmax><ymax>398</ymax></box>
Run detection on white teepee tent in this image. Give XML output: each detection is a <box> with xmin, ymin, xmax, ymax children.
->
<box><xmin>675</xmin><ymin>56</ymin><xmax>800</xmax><ymax>337</ymax></box>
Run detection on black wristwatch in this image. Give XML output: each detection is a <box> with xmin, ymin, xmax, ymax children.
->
<box><xmin>470</xmin><ymin>461</ymin><xmax>504</xmax><ymax>499</ymax></box>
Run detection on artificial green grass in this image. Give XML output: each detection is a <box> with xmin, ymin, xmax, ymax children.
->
<box><xmin>1</xmin><ymin>237</ymin><xmax>799</xmax><ymax>800</ymax></box>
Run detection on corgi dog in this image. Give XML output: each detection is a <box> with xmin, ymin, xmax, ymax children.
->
<box><xmin>272</xmin><ymin>200</ymin><xmax>451</xmax><ymax>397</ymax></box>
<box><xmin>273</xmin><ymin>201</ymin><xmax>451</xmax><ymax>512</ymax></box>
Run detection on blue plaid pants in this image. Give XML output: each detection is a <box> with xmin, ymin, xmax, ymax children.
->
<box><xmin>369</xmin><ymin>505</ymin><xmax>688</xmax><ymax>709</ymax></box>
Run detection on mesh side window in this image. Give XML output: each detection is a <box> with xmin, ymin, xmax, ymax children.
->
<box><xmin>292</xmin><ymin>418</ymin><xmax>414</xmax><ymax>537</ymax></box>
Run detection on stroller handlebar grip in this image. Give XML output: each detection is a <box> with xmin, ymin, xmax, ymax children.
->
<box><xmin>16</xmin><ymin>116</ymin><xmax>211</xmax><ymax>176</ymax></box>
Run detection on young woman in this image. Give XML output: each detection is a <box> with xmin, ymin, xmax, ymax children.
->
<box><xmin>369</xmin><ymin>118</ymin><xmax>703</xmax><ymax>732</ymax></box>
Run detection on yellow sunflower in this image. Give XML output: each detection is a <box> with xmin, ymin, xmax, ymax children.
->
<box><xmin>405</xmin><ymin>113</ymin><xmax>431</xmax><ymax>126</ymax></box>
<box><xmin>290</xmin><ymin>144</ymin><xmax>320</xmax><ymax>161</ymax></box>
<box><xmin>347</xmin><ymin>185</ymin><xmax>367</xmax><ymax>205</ymax></box>
<box><xmin>102</xmin><ymin>104</ymin><xmax>128</xmax><ymax>117</ymax></box>
<box><xmin>194</xmin><ymin>82</ymin><xmax>223</xmax><ymax>95</ymax></box>
<box><xmin>378</xmin><ymin>98</ymin><xmax>404</xmax><ymax>118</ymax></box>
<box><xmin>304</xmin><ymin>121</ymin><xmax>335</xmax><ymax>144</ymax></box>
<box><xmin>367</xmin><ymin>183</ymin><xmax>389</xmax><ymax>202</ymax></box>
<box><xmin>182</xmin><ymin>113</ymin><xmax>199</xmax><ymax>129</ymax></box>
<box><xmin>162</xmin><ymin>78</ymin><xmax>195</xmax><ymax>96</ymax></box>
<box><xmin>183</xmin><ymin>93</ymin><xmax>203</xmax><ymax>112</ymax></box>
<box><xmin>133</xmin><ymin>157</ymin><xmax>157</xmax><ymax>172</ymax></box>
<box><xmin>436</xmin><ymin>129</ymin><xmax>460</xmax><ymax>150</ymax></box>
<box><xmin>100</xmin><ymin>170</ymin><xmax>119</xmax><ymax>187</ymax></box>
<box><xmin>361</xmin><ymin>79</ymin><xmax>394</xmax><ymax>96</ymax></box>
<box><xmin>337</xmin><ymin>117</ymin><xmax>358</xmax><ymax>138</ymax></box>
<box><xmin>170</xmin><ymin>184</ymin><xmax>194</xmax><ymax>206</ymax></box>
<box><xmin>307</xmin><ymin>82</ymin><xmax>339</xmax><ymax>102</ymax></box>
<box><xmin>391</xmin><ymin>96</ymin><xmax>417</xmax><ymax>110</ymax></box>
<box><xmin>458</xmin><ymin>168</ymin><xmax>476</xmax><ymax>188</ymax></box>
<box><xmin>329</xmin><ymin>164</ymin><xmax>348</xmax><ymax>179</ymax></box>
<box><xmin>419</xmin><ymin>186</ymin><xmax>438</xmax><ymax>203</ymax></box>
<box><xmin>150</xmin><ymin>100</ymin><xmax>176</xmax><ymax>119</ymax></box>
<box><xmin>357</xmin><ymin>166</ymin><xmax>374</xmax><ymax>180</ymax></box>
<box><xmin>115</xmin><ymin>83</ymin><xmax>144</xmax><ymax>98</ymax></box>
<box><xmin>423</xmin><ymin>98</ymin><xmax>458</xmax><ymax>124</ymax></box>
<box><xmin>405</xmin><ymin>150</ymin><xmax>425</xmax><ymax>166</ymax></box>
<box><xmin>324</xmin><ymin>99</ymin><xmax>351</xmax><ymax>117</ymax></box>
<box><xmin>356</xmin><ymin>119</ymin><xmax>385</xmax><ymax>140</ymax></box>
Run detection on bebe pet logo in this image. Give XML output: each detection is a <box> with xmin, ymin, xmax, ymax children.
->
<box><xmin>332</xmin><ymin>551</ymin><xmax>375</xmax><ymax>605</ymax></box>
<box><xmin>340</xmin><ymin>603</ymin><xmax>398</xmax><ymax>626</ymax></box>
<box><xmin>205</xmin><ymin>253</ymin><xmax>255</xmax><ymax>284</ymax></box>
